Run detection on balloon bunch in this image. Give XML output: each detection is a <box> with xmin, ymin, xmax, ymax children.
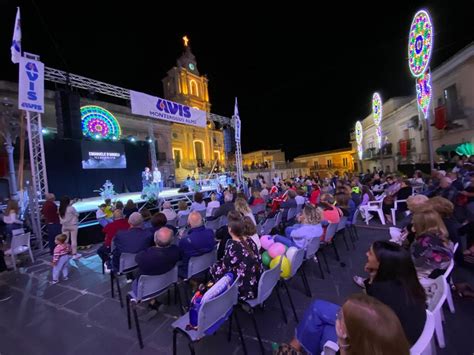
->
<box><xmin>260</xmin><ymin>235</ymin><xmax>292</xmax><ymax>278</ymax></box>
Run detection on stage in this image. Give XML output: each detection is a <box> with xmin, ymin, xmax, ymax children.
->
<box><xmin>74</xmin><ymin>185</ymin><xmax>218</xmax><ymax>220</ymax></box>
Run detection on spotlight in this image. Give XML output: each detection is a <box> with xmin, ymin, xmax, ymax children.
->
<box><xmin>128</xmin><ymin>135</ymin><xmax>136</xmax><ymax>142</ymax></box>
<box><xmin>41</xmin><ymin>128</ymin><xmax>48</xmax><ymax>135</ymax></box>
<box><xmin>112</xmin><ymin>136</ymin><xmax>118</xmax><ymax>141</ymax></box>
<box><xmin>94</xmin><ymin>134</ymin><xmax>101</xmax><ymax>139</ymax></box>
<box><xmin>147</xmin><ymin>136</ymin><xmax>153</xmax><ymax>143</ymax></box>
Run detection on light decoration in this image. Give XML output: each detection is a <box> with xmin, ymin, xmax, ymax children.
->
<box><xmin>416</xmin><ymin>70</ymin><xmax>432</xmax><ymax>119</ymax></box>
<box><xmin>372</xmin><ymin>93</ymin><xmax>383</xmax><ymax>149</ymax></box>
<box><xmin>355</xmin><ymin>121</ymin><xmax>363</xmax><ymax>160</ymax></box>
<box><xmin>357</xmin><ymin>145</ymin><xmax>364</xmax><ymax>161</ymax></box>
<box><xmin>81</xmin><ymin>105</ymin><xmax>121</xmax><ymax>140</ymax></box>
<box><xmin>408</xmin><ymin>10</ymin><xmax>433</xmax><ymax>77</ymax></box>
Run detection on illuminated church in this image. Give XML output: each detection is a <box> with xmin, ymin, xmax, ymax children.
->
<box><xmin>164</xmin><ymin>36</ymin><xmax>225</xmax><ymax>181</ymax></box>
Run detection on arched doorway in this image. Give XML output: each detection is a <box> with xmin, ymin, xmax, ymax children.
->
<box><xmin>194</xmin><ymin>141</ymin><xmax>205</xmax><ymax>168</ymax></box>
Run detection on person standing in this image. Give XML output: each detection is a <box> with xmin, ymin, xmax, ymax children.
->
<box><xmin>59</xmin><ymin>196</ymin><xmax>81</xmax><ymax>259</ymax></box>
<box><xmin>142</xmin><ymin>167</ymin><xmax>152</xmax><ymax>190</ymax></box>
<box><xmin>153</xmin><ymin>167</ymin><xmax>163</xmax><ymax>192</ymax></box>
<box><xmin>42</xmin><ymin>193</ymin><xmax>62</xmax><ymax>255</ymax></box>
<box><xmin>51</xmin><ymin>234</ymin><xmax>71</xmax><ymax>284</ymax></box>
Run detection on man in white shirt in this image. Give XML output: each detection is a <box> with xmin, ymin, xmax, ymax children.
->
<box><xmin>273</xmin><ymin>174</ymin><xmax>280</xmax><ymax>185</ymax></box>
<box><xmin>295</xmin><ymin>190</ymin><xmax>306</xmax><ymax>206</ymax></box>
<box><xmin>153</xmin><ymin>167</ymin><xmax>162</xmax><ymax>192</ymax></box>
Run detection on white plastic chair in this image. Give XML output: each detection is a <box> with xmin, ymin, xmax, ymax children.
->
<box><xmin>5</xmin><ymin>232</ymin><xmax>34</xmax><ymax>271</ymax></box>
<box><xmin>359</xmin><ymin>199</ymin><xmax>386</xmax><ymax>225</ymax></box>
<box><xmin>442</xmin><ymin>242</ymin><xmax>458</xmax><ymax>314</ymax></box>
<box><xmin>427</xmin><ymin>276</ymin><xmax>448</xmax><ymax>348</ymax></box>
<box><xmin>390</xmin><ymin>199</ymin><xmax>408</xmax><ymax>225</ymax></box>
<box><xmin>410</xmin><ymin>310</ymin><xmax>435</xmax><ymax>355</ymax></box>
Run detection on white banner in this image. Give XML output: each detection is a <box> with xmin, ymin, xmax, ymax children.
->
<box><xmin>130</xmin><ymin>90</ymin><xmax>206</xmax><ymax>127</ymax></box>
<box><xmin>18</xmin><ymin>57</ymin><xmax>44</xmax><ymax>113</ymax></box>
<box><xmin>235</xmin><ymin>117</ymin><xmax>241</xmax><ymax>142</ymax></box>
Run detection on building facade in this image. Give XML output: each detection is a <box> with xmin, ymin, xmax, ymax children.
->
<box><xmin>294</xmin><ymin>148</ymin><xmax>355</xmax><ymax>176</ymax></box>
<box><xmin>162</xmin><ymin>41</ymin><xmax>225</xmax><ymax>181</ymax></box>
<box><xmin>242</xmin><ymin>149</ymin><xmax>286</xmax><ymax>170</ymax></box>
<box><xmin>351</xmin><ymin>43</ymin><xmax>474</xmax><ymax>173</ymax></box>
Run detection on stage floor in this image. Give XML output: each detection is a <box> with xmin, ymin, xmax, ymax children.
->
<box><xmin>72</xmin><ymin>186</ymin><xmax>217</xmax><ymax>213</ymax></box>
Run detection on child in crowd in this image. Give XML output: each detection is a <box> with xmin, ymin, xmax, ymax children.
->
<box><xmin>51</xmin><ymin>234</ymin><xmax>71</xmax><ymax>284</ymax></box>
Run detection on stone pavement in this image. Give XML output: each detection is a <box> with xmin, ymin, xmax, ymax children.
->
<box><xmin>0</xmin><ymin>224</ymin><xmax>473</xmax><ymax>355</ymax></box>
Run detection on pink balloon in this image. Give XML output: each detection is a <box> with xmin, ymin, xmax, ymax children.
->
<box><xmin>260</xmin><ymin>235</ymin><xmax>274</xmax><ymax>250</ymax></box>
<box><xmin>268</xmin><ymin>242</ymin><xmax>286</xmax><ymax>258</ymax></box>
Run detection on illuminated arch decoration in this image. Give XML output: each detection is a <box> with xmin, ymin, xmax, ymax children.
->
<box><xmin>357</xmin><ymin>144</ymin><xmax>363</xmax><ymax>161</ymax></box>
<box><xmin>355</xmin><ymin>121</ymin><xmax>363</xmax><ymax>145</ymax></box>
<box><xmin>416</xmin><ymin>70</ymin><xmax>432</xmax><ymax>119</ymax></box>
<box><xmin>355</xmin><ymin>121</ymin><xmax>363</xmax><ymax>160</ymax></box>
<box><xmin>408</xmin><ymin>10</ymin><xmax>433</xmax><ymax>77</ymax></box>
<box><xmin>81</xmin><ymin>105</ymin><xmax>122</xmax><ymax>140</ymax></box>
<box><xmin>372</xmin><ymin>93</ymin><xmax>382</xmax><ymax>126</ymax></box>
<box><xmin>372</xmin><ymin>93</ymin><xmax>383</xmax><ymax>149</ymax></box>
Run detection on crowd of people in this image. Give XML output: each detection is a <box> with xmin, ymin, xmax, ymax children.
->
<box><xmin>1</xmin><ymin>157</ymin><xmax>473</xmax><ymax>353</ymax></box>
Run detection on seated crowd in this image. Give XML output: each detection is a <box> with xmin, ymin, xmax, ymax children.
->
<box><xmin>1</xmin><ymin>158</ymin><xmax>474</xmax><ymax>353</ymax></box>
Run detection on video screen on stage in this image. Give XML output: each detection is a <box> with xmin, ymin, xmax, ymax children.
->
<box><xmin>81</xmin><ymin>141</ymin><xmax>127</xmax><ymax>169</ymax></box>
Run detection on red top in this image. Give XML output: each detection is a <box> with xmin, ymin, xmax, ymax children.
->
<box><xmin>103</xmin><ymin>219</ymin><xmax>129</xmax><ymax>247</ymax></box>
<box><xmin>309</xmin><ymin>189</ymin><xmax>321</xmax><ymax>205</ymax></box>
<box><xmin>42</xmin><ymin>200</ymin><xmax>59</xmax><ymax>224</ymax></box>
<box><xmin>251</xmin><ymin>198</ymin><xmax>265</xmax><ymax>206</ymax></box>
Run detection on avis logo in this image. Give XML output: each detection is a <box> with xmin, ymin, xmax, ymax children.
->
<box><xmin>156</xmin><ymin>99</ymin><xmax>191</xmax><ymax>118</ymax></box>
<box><xmin>25</xmin><ymin>62</ymin><xmax>39</xmax><ymax>101</ymax></box>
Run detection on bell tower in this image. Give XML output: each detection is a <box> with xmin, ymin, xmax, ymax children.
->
<box><xmin>162</xmin><ymin>36</ymin><xmax>224</xmax><ymax>180</ymax></box>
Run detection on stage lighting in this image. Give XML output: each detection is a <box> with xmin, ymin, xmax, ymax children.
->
<box><xmin>41</xmin><ymin>128</ymin><xmax>48</xmax><ymax>135</ymax></box>
<box><xmin>128</xmin><ymin>135</ymin><xmax>136</xmax><ymax>142</ymax></box>
<box><xmin>94</xmin><ymin>134</ymin><xmax>101</xmax><ymax>139</ymax></box>
<box><xmin>146</xmin><ymin>136</ymin><xmax>153</xmax><ymax>143</ymax></box>
<box><xmin>112</xmin><ymin>136</ymin><xmax>118</xmax><ymax>141</ymax></box>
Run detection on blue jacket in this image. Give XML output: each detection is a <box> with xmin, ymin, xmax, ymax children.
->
<box><xmin>135</xmin><ymin>245</ymin><xmax>180</xmax><ymax>276</ymax></box>
<box><xmin>112</xmin><ymin>227</ymin><xmax>153</xmax><ymax>270</ymax></box>
<box><xmin>178</xmin><ymin>225</ymin><xmax>215</xmax><ymax>276</ymax></box>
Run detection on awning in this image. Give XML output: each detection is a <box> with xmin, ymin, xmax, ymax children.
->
<box><xmin>436</xmin><ymin>142</ymin><xmax>473</xmax><ymax>157</ymax></box>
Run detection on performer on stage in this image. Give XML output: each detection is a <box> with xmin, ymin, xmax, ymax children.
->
<box><xmin>141</xmin><ymin>167</ymin><xmax>152</xmax><ymax>190</ymax></box>
<box><xmin>153</xmin><ymin>167</ymin><xmax>162</xmax><ymax>192</ymax></box>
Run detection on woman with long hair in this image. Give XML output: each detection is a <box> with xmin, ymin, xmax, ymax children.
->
<box><xmin>335</xmin><ymin>294</ymin><xmax>410</xmax><ymax>355</ymax></box>
<box><xmin>285</xmin><ymin>241</ymin><xmax>425</xmax><ymax>354</ymax></box>
<box><xmin>234</xmin><ymin>197</ymin><xmax>256</xmax><ymax>225</ymax></box>
<box><xmin>274</xmin><ymin>205</ymin><xmax>323</xmax><ymax>249</ymax></box>
<box><xmin>2</xmin><ymin>199</ymin><xmax>23</xmax><ymax>239</ymax></box>
<box><xmin>59</xmin><ymin>196</ymin><xmax>81</xmax><ymax>259</ymax></box>
<box><xmin>357</xmin><ymin>241</ymin><xmax>426</xmax><ymax>344</ymax></box>
<box><xmin>277</xmin><ymin>292</ymin><xmax>410</xmax><ymax>355</ymax></box>
<box><xmin>209</xmin><ymin>216</ymin><xmax>262</xmax><ymax>300</ymax></box>
<box><xmin>410</xmin><ymin>207</ymin><xmax>453</xmax><ymax>280</ymax></box>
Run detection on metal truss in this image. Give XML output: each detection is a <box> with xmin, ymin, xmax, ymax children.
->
<box><xmin>26</xmin><ymin>111</ymin><xmax>49</xmax><ymax>249</ymax></box>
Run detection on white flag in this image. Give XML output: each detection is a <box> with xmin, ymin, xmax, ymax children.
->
<box><xmin>234</xmin><ymin>97</ymin><xmax>239</xmax><ymax>118</ymax></box>
<box><xmin>234</xmin><ymin>97</ymin><xmax>241</xmax><ymax>142</ymax></box>
<box><xmin>11</xmin><ymin>7</ymin><xmax>21</xmax><ymax>64</ymax></box>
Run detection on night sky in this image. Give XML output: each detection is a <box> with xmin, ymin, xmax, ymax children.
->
<box><xmin>1</xmin><ymin>1</ymin><xmax>473</xmax><ymax>159</ymax></box>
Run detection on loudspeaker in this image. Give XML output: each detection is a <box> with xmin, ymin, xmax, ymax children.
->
<box><xmin>223</xmin><ymin>126</ymin><xmax>236</xmax><ymax>153</ymax></box>
<box><xmin>55</xmin><ymin>90</ymin><xmax>82</xmax><ymax>139</ymax></box>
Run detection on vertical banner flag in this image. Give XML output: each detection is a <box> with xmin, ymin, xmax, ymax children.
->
<box><xmin>18</xmin><ymin>57</ymin><xmax>45</xmax><ymax>113</ymax></box>
<box><xmin>11</xmin><ymin>7</ymin><xmax>21</xmax><ymax>64</ymax></box>
<box><xmin>234</xmin><ymin>97</ymin><xmax>241</xmax><ymax>142</ymax></box>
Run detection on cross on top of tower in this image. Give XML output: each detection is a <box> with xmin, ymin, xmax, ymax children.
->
<box><xmin>182</xmin><ymin>35</ymin><xmax>189</xmax><ymax>47</ymax></box>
